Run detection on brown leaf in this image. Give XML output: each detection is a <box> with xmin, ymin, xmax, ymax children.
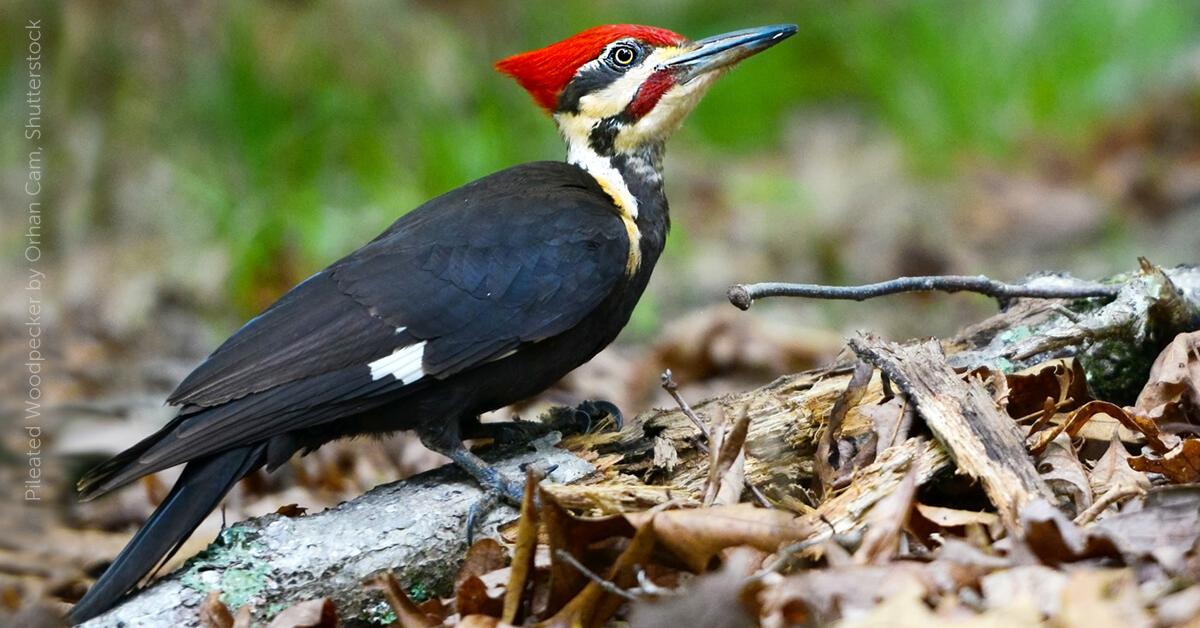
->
<box><xmin>456</xmin><ymin>576</ymin><xmax>504</xmax><ymax>619</ymax></box>
<box><xmin>759</xmin><ymin>562</ymin><xmax>983</xmax><ymax>625</ymax></box>
<box><xmin>546</xmin><ymin>523</ymin><xmax>657</xmax><ymax>627</ymax></box>
<box><xmin>979</xmin><ymin>565</ymin><xmax>1067</xmax><ymax>617</ymax></box>
<box><xmin>627</xmin><ymin>504</ymin><xmax>813</xmax><ymax>572</ymax></box>
<box><xmin>1132</xmin><ymin>330</ymin><xmax>1200</xmax><ymax>422</ymax></box>
<box><xmin>368</xmin><ymin>572</ymin><xmax>438</xmax><ymax>628</ymax></box>
<box><xmin>264</xmin><ymin>598</ymin><xmax>338</xmax><ymax>628</ymax></box>
<box><xmin>1018</xmin><ymin>500</ymin><xmax>1118</xmax><ymax>565</ymax></box>
<box><xmin>1092</xmin><ymin>486</ymin><xmax>1200</xmax><ymax>567</ymax></box>
<box><xmin>1129</xmin><ymin>438</ymin><xmax>1200</xmax><ymax>483</ymax></box>
<box><xmin>628</xmin><ymin>548</ymin><xmax>758</xmax><ymax>628</ymax></box>
<box><xmin>456</xmin><ymin>539</ymin><xmax>509</xmax><ymax>590</ymax></box>
<box><xmin>1004</xmin><ymin>358</ymin><xmax>1089</xmax><ymax>419</ymax></box>
<box><xmin>200</xmin><ymin>591</ymin><xmax>233</xmax><ymax>628</ymax></box>
<box><xmin>540</xmin><ymin>488</ymin><xmax>637</xmax><ymax>615</ymax></box>
<box><xmin>853</xmin><ymin>464</ymin><xmax>916</xmax><ymax>565</ymax></box>
<box><xmin>703</xmin><ymin>405</ymin><xmax>750</xmax><ymax>506</ymax></box>
<box><xmin>914</xmin><ymin>504</ymin><xmax>1000</xmax><ymax>530</ymax></box>
<box><xmin>862</xmin><ymin>396</ymin><xmax>907</xmax><ymax>451</ymax></box>
<box><xmin>1057</xmin><ymin>569</ymin><xmax>1152</xmax><ymax>628</ymax></box>
<box><xmin>816</xmin><ymin>361</ymin><xmax>874</xmax><ymax>494</ymax></box>
<box><xmin>1088</xmin><ymin>430</ymin><xmax>1150</xmax><ymax>497</ymax></box>
<box><xmin>502</xmin><ymin>469</ymin><xmax>542</xmax><ymax>624</ymax></box>
<box><xmin>1036</xmin><ymin>433</ymin><xmax>1092</xmax><ymax>516</ymax></box>
<box><xmin>1029</xmin><ymin>401</ymin><xmax>1171</xmax><ymax>455</ymax></box>
<box><xmin>456</xmin><ymin>615</ymin><xmax>501</xmax><ymax>628</ymax></box>
<box><xmin>273</xmin><ymin>504</ymin><xmax>308</xmax><ymax>518</ymax></box>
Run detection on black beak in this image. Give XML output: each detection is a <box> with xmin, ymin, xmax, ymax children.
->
<box><xmin>665</xmin><ymin>24</ymin><xmax>798</xmax><ymax>83</ymax></box>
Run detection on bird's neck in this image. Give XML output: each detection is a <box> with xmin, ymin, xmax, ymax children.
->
<box><xmin>564</xmin><ymin>139</ymin><xmax>667</xmax><ymax>226</ymax></box>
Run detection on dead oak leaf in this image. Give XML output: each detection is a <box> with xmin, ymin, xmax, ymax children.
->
<box><xmin>1132</xmin><ymin>331</ymin><xmax>1200</xmax><ymax>422</ymax></box>
<box><xmin>1128</xmin><ymin>438</ymin><xmax>1200</xmax><ymax>483</ymax></box>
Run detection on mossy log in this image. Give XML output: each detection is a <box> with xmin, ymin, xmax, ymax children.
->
<box><xmin>82</xmin><ymin>265</ymin><xmax>1199</xmax><ymax>627</ymax></box>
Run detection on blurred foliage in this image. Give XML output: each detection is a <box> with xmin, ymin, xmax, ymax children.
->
<box><xmin>2</xmin><ymin>0</ymin><xmax>1198</xmax><ymax>316</ymax></box>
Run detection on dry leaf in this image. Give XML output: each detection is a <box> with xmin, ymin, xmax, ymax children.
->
<box><xmin>1036</xmin><ymin>433</ymin><xmax>1092</xmax><ymax>515</ymax></box>
<box><xmin>546</xmin><ymin>523</ymin><xmax>656</xmax><ymax>627</ymax></box>
<box><xmin>1131</xmin><ymin>331</ymin><xmax>1200</xmax><ymax>422</ymax></box>
<box><xmin>457</xmin><ymin>576</ymin><xmax>504</xmax><ymax>619</ymax></box>
<box><xmin>457</xmin><ymin>539</ymin><xmax>509</xmax><ymax>590</ymax></box>
<box><xmin>369</xmin><ymin>572</ymin><xmax>438</xmax><ymax>628</ymax></box>
<box><xmin>502</xmin><ymin>469</ymin><xmax>542</xmax><ymax>624</ymax></box>
<box><xmin>854</xmin><ymin>464</ymin><xmax>916</xmax><ymax>565</ymax></box>
<box><xmin>1088</xmin><ymin>430</ymin><xmax>1150</xmax><ymax>497</ymax></box>
<box><xmin>1030</xmin><ymin>401</ymin><xmax>1172</xmax><ymax>455</ymax></box>
<box><xmin>628</xmin><ymin>548</ymin><xmax>758</xmax><ymax>628</ymax></box>
<box><xmin>862</xmin><ymin>396</ymin><xmax>907</xmax><ymax>451</ymax></box>
<box><xmin>456</xmin><ymin>615</ymin><xmax>501</xmax><ymax>628</ymax></box>
<box><xmin>200</xmin><ymin>591</ymin><xmax>234</xmax><ymax>628</ymax></box>
<box><xmin>1091</xmin><ymin>486</ymin><xmax>1200</xmax><ymax>567</ymax></box>
<box><xmin>264</xmin><ymin>598</ymin><xmax>338</xmax><ymax>628</ymax></box>
<box><xmin>1128</xmin><ymin>438</ymin><xmax>1200</xmax><ymax>483</ymax></box>
<box><xmin>1057</xmin><ymin>569</ymin><xmax>1152</xmax><ymax>628</ymax></box>
<box><xmin>980</xmin><ymin>565</ymin><xmax>1067</xmax><ymax>618</ymax></box>
<box><xmin>1018</xmin><ymin>500</ymin><xmax>1117</xmax><ymax>565</ymax></box>
<box><xmin>1004</xmin><ymin>358</ymin><xmax>1089</xmax><ymax>419</ymax></box>
<box><xmin>914</xmin><ymin>504</ymin><xmax>1000</xmax><ymax>529</ymax></box>
<box><xmin>703</xmin><ymin>405</ymin><xmax>750</xmax><ymax>506</ymax></box>
<box><xmin>817</xmin><ymin>361</ymin><xmax>874</xmax><ymax>493</ymax></box>
<box><xmin>627</xmin><ymin>504</ymin><xmax>813</xmax><ymax>572</ymax></box>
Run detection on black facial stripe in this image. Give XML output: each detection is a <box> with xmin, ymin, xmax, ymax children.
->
<box><xmin>556</xmin><ymin>65</ymin><xmax>622</xmax><ymax>114</ymax></box>
<box><xmin>555</xmin><ymin>40</ymin><xmax>651</xmax><ymax>114</ymax></box>
<box><xmin>588</xmin><ymin>113</ymin><xmax>631</xmax><ymax>155</ymax></box>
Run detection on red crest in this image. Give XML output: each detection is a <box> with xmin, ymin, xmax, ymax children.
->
<box><xmin>495</xmin><ymin>25</ymin><xmax>687</xmax><ymax>112</ymax></box>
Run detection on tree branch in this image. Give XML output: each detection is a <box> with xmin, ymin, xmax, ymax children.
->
<box><xmin>728</xmin><ymin>274</ymin><xmax>1120</xmax><ymax>310</ymax></box>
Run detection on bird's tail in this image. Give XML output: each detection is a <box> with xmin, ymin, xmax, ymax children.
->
<box><xmin>69</xmin><ymin>444</ymin><xmax>265</xmax><ymax>624</ymax></box>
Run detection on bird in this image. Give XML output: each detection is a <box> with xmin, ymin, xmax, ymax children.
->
<box><xmin>69</xmin><ymin>22</ymin><xmax>797</xmax><ymax>623</ymax></box>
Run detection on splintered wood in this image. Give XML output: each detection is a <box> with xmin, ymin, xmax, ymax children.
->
<box><xmin>850</xmin><ymin>334</ymin><xmax>1055</xmax><ymax>527</ymax></box>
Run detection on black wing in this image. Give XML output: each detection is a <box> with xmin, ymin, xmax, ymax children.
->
<box><xmin>86</xmin><ymin>162</ymin><xmax>626</xmax><ymax>493</ymax></box>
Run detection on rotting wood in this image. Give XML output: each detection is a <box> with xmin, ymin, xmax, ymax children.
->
<box><xmin>849</xmin><ymin>334</ymin><xmax>1055</xmax><ymax>527</ymax></box>
<box><xmin>80</xmin><ymin>264</ymin><xmax>1199</xmax><ymax>626</ymax></box>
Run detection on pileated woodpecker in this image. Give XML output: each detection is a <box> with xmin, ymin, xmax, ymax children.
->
<box><xmin>70</xmin><ymin>23</ymin><xmax>796</xmax><ymax>622</ymax></box>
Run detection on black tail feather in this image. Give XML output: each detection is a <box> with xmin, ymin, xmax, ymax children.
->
<box><xmin>69</xmin><ymin>444</ymin><xmax>265</xmax><ymax>624</ymax></box>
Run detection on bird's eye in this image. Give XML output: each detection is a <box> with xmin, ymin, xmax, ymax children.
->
<box><xmin>610</xmin><ymin>45</ymin><xmax>637</xmax><ymax>67</ymax></box>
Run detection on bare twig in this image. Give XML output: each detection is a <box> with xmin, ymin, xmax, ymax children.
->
<box><xmin>554</xmin><ymin>550</ymin><xmax>639</xmax><ymax>601</ymax></box>
<box><xmin>1073</xmin><ymin>484</ymin><xmax>1146</xmax><ymax>526</ymax></box>
<box><xmin>727</xmin><ymin>275</ymin><xmax>1119</xmax><ymax>310</ymax></box>
<box><xmin>661</xmin><ymin>369</ymin><xmax>710</xmax><ymax>443</ymax></box>
<box><xmin>661</xmin><ymin>370</ymin><xmax>773</xmax><ymax>509</ymax></box>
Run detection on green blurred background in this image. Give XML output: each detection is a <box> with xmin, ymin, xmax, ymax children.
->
<box><xmin>4</xmin><ymin>0</ymin><xmax>1200</xmax><ymax>353</ymax></box>
<box><xmin>4</xmin><ymin>2</ymin><xmax>1200</xmax><ymax>616</ymax></box>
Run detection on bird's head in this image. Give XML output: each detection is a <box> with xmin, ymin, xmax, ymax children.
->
<box><xmin>496</xmin><ymin>24</ymin><xmax>797</xmax><ymax>157</ymax></box>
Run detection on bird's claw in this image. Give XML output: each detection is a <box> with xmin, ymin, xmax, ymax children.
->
<box><xmin>571</xmin><ymin>399</ymin><xmax>624</xmax><ymax>433</ymax></box>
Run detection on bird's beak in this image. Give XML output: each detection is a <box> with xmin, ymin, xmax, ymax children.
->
<box><xmin>665</xmin><ymin>24</ymin><xmax>798</xmax><ymax>84</ymax></box>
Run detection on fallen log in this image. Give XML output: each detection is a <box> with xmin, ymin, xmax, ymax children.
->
<box><xmin>82</xmin><ymin>263</ymin><xmax>1200</xmax><ymax>626</ymax></box>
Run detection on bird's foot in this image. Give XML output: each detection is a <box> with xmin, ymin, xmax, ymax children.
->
<box><xmin>543</xmin><ymin>399</ymin><xmax>624</xmax><ymax>436</ymax></box>
<box><xmin>465</xmin><ymin>419</ymin><xmax>555</xmax><ymax>447</ymax></box>
<box><xmin>463</xmin><ymin>462</ymin><xmax>555</xmax><ymax>544</ymax></box>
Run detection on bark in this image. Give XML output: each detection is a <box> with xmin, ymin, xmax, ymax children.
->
<box><xmin>83</xmin><ymin>264</ymin><xmax>1200</xmax><ymax>626</ymax></box>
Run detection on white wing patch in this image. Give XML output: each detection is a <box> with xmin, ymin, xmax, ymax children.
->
<box><xmin>369</xmin><ymin>341</ymin><xmax>428</xmax><ymax>383</ymax></box>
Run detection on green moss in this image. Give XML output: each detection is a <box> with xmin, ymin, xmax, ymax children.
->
<box><xmin>179</xmin><ymin>525</ymin><xmax>271</xmax><ymax>610</ymax></box>
<box><xmin>407</xmin><ymin>581</ymin><xmax>432</xmax><ymax>604</ymax></box>
<box><xmin>1079</xmin><ymin>336</ymin><xmax>1159</xmax><ymax>405</ymax></box>
<box><xmin>997</xmin><ymin>326</ymin><xmax>1033</xmax><ymax>345</ymax></box>
<box><xmin>362</xmin><ymin>599</ymin><xmax>398</xmax><ymax>625</ymax></box>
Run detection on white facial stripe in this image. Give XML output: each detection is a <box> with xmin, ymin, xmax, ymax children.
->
<box><xmin>564</xmin><ymin>138</ymin><xmax>639</xmax><ymax>219</ymax></box>
<box><xmin>369</xmin><ymin>341</ymin><xmax>427</xmax><ymax>383</ymax></box>
<box><xmin>574</xmin><ymin>46</ymin><xmax>686</xmax><ymax>120</ymax></box>
<box><xmin>615</xmin><ymin>70</ymin><xmax>721</xmax><ymax>152</ymax></box>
